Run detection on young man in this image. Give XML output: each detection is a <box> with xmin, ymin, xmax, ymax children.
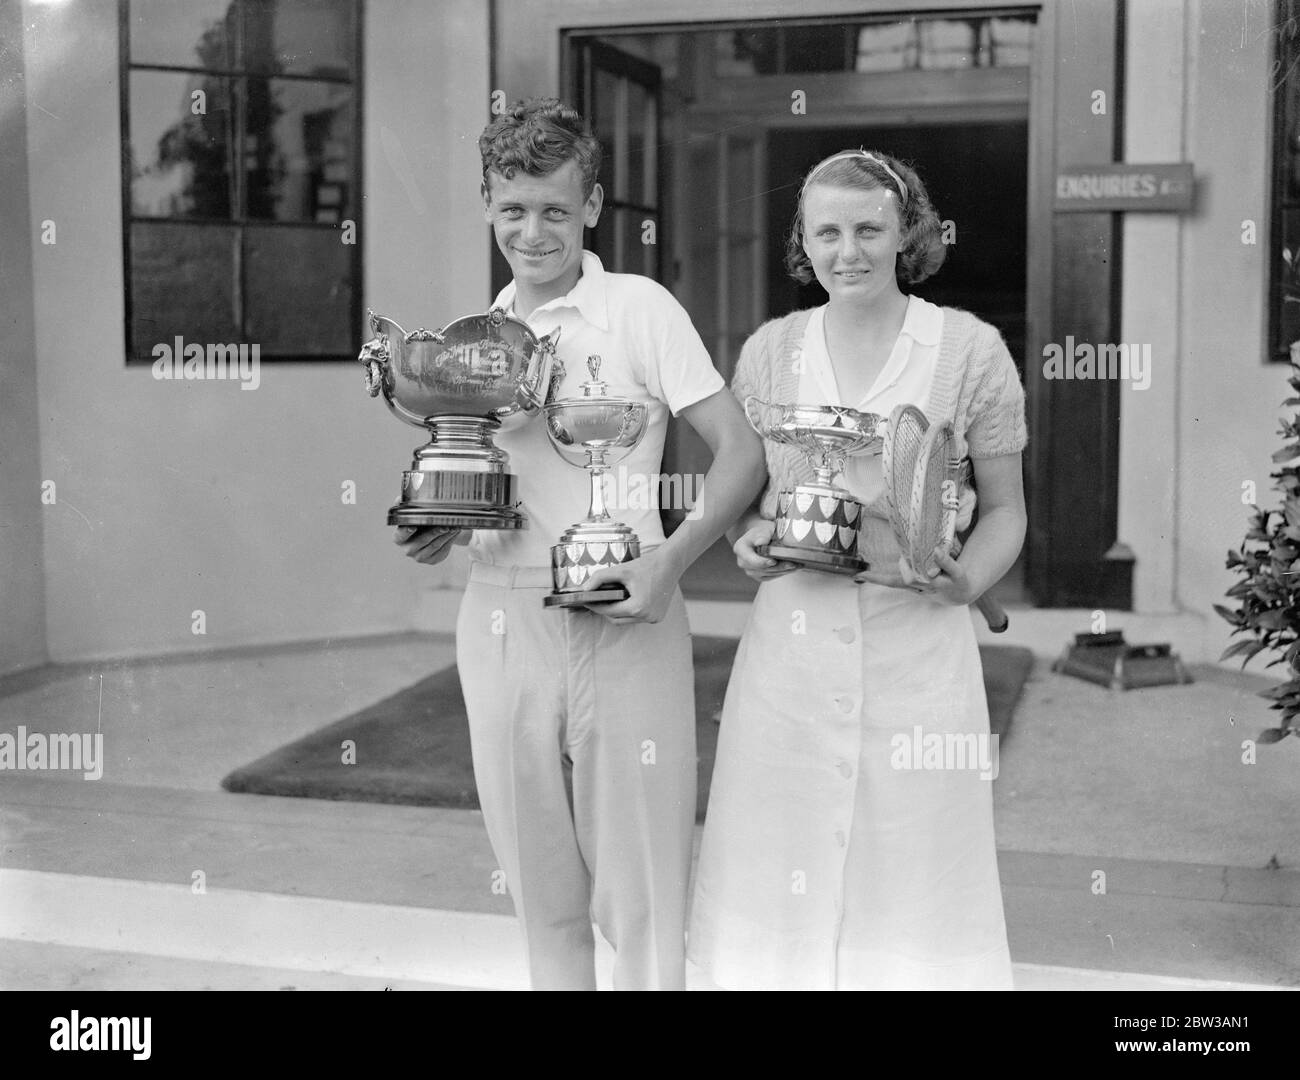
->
<box><xmin>396</xmin><ymin>98</ymin><xmax>764</xmax><ymax>990</ymax></box>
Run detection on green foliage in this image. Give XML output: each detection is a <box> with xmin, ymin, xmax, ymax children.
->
<box><xmin>1218</xmin><ymin>364</ymin><xmax>1300</xmax><ymax>745</ymax></box>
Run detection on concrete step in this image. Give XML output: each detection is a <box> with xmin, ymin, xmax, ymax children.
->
<box><xmin>0</xmin><ymin>869</ymin><xmax>1285</xmax><ymax>992</ymax></box>
<box><xmin>0</xmin><ymin>937</ymin><xmax>472</xmax><ymax>991</ymax></box>
<box><xmin>2</xmin><ymin>777</ymin><xmax>1297</xmax><ymax>989</ymax></box>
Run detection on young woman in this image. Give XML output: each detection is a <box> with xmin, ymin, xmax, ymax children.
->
<box><xmin>688</xmin><ymin>150</ymin><xmax>1028</xmax><ymax>990</ymax></box>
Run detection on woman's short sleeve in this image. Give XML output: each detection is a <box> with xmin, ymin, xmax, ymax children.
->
<box><xmin>964</xmin><ymin>325</ymin><xmax>1028</xmax><ymax>459</ymax></box>
<box><xmin>729</xmin><ymin>325</ymin><xmax>766</xmax><ymax>412</ymax></box>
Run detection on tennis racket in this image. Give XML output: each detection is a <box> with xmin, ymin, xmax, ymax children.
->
<box><xmin>882</xmin><ymin>404</ymin><xmax>1009</xmax><ymax>633</ymax></box>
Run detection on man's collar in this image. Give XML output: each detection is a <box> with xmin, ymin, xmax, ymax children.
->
<box><xmin>491</xmin><ymin>251</ymin><xmax>610</xmax><ymax>331</ymax></box>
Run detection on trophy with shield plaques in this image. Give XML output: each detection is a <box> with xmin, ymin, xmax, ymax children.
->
<box><xmin>543</xmin><ymin>355</ymin><xmax>648</xmax><ymax>608</ymax></box>
<box><xmin>358</xmin><ymin>308</ymin><xmax>562</xmax><ymax>528</ymax></box>
<box><xmin>744</xmin><ymin>398</ymin><xmax>885</xmax><ymax>574</ymax></box>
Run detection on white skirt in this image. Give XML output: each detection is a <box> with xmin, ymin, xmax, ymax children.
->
<box><xmin>688</xmin><ymin>569</ymin><xmax>1013</xmax><ymax>990</ymax></box>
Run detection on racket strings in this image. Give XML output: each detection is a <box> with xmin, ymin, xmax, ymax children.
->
<box><xmin>883</xmin><ymin>406</ymin><xmax>971</xmax><ymax>577</ymax></box>
<box><xmin>891</xmin><ymin>428</ymin><xmax>924</xmax><ymax>507</ymax></box>
<box><xmin>914</xmin><ymin>443</ymin><xmax>948</xmax><ymax>551</ymax></box>
<box><xmin>885</xmin><ymin>405</ymin><xmax>928</xmax><ymax>530</ymax></box>
<box><xmin>908</xmin><ymin>425</ymin><xmax>961</xmax><ymax>575</ymax></box>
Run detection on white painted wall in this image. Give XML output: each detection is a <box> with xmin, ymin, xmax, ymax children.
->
<box><xmin>0</xmin><ymin>0</ymin><xmax>49</xmax><ymax>678</ymax></box>
<box><xmin>7</xmin><ymin>0</ymin><xmax>1282</xmax><ymax>667</ymax></box>
<box><xmin>1116</xmin><ymin>0</ymin><xmax>1280</xmax><ymax>674</ymax></box>
<box><xmin>19</xmin><ymin>0</ymin><xmax>488</xmax><ymax>663</ymax></box>
<box><xmin>1118</xmin><ymin>0</ymin><xmax>1185</xmax><ymax>615</ymax></box>
<box><xmin>1120</xmin><ymin>0</ymin><xmax>1278</xmax><ymax>647</ymax></box>
<box><xmin>1176</xmin><ymin>0</ymin><xmax>1276</xmax><ymax>634</ymax></box>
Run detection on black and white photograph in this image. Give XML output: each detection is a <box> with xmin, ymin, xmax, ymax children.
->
<box><xmin>0</xmin><ymin>0</ymin><xmax>1295</xmax><ymax>1030</ymax></box>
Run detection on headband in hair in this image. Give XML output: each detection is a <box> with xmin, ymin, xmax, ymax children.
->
<box><xmin>801</xmin><ymin>150</ymin><xmax>909</xmax><ymax>205</ymax></box>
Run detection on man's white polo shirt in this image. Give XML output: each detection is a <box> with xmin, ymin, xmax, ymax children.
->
<box><xmin>470</xmin><ymin>251</ymin><xmax>724</xmax><ymax>568</ymax></box>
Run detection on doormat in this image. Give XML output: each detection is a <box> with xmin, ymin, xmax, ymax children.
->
<box><xmin>221</xmin><ymin>638</ymin><xmax>1034</xmax><ymax>821</ymax></box>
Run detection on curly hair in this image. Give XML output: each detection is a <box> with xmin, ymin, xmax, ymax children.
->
<box><xmin>479</xmin><ymin>97</ymin><xmax>602</xmax><ymax>200</ymax></box>
<box><xmin>784</xmin><ymin>150</ymin><xmax>946</xmax><ymax>288</ymax></box>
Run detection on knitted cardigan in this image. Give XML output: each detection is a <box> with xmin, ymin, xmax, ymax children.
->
<box><xmin>732</xmin><ymin>305</ymin><xmax>1028</xmax><ymax>564</ymax></box>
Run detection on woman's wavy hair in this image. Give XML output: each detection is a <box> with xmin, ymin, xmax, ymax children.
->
<box><xmin>784</xmin><ymin>150</ymin><xmax>946</xmax><ymax>287</ymax></box>
<box><xmin>479</xmin><ymin>97</ymin><xmax>602</xmax><ymax>199</ymax></box>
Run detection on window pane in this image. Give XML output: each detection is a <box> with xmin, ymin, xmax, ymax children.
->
<box><xmin>728</xmin><ymin>231</ymin><xmax>756</xmax><ymax>333</ymax></box>
<box><xmin>243</xmin><ymin>0</ymin><xmax>354</xmax><ymax>77</ymax></box>
<box><xmin>130</xmin><ymin>223</ymin><xmax>240</xmax><ymax>352</ymax></box>
<box><xmin>1285</xmin><ymin>69</ymin><xmax>1300</xmax><ymax>202</ymax></box>
<box><xmin>130</xmin><ymin>71</ymin><xmax>235</xmax><ymax>219</ymax></box>
<box><xmin>245</xmin><ymin>78</ymin><xmax>353</xmax><ymax>221</ymax></box>
<box><xmin>918</xmin><ymin>19</ymin><xmax>979</xmax><ymax>70</ymax></box>
<box><xmin>1280</xmin><ymin>210</ymin><xmax>1300</xmax><ymax>352</ymax></box>
<box><xmin>987</xmin><ymin>17</ymin><xmax>1034</xmax><ymax>68</ymax></box>
<box><xmin>683</xmin><ymin>136</ymin><xmax>719</xmax><ymax>341</ymax></box>
<box><xmin>783</xmin><ymin>26</ymin><xmax>848</xmax><ymax>74</ymax></box>
<box><xmin>129</xmin><ymin>0</ymin><xmax>236</xmax><ymax>70</ymax></box>
<box><xmin>855</xmin><ymin>22</ymin><xmax>918</xmax><ymax>72</ymax></box>
<box><xmin>617</xmin><ymin>209</ymin><xmax>657</xmax><ymax>279</ymax></box>
<box><xmin>590</xmin><ymin>215</ymin><xmax>616</xmax><ymax>274</ymax></box>
<box><xmin>244</xmin><ymin>227</ymin><xmax>353</xmax><ymax>354</ymax></box>
<box><xmin>715</xmin><ymin>29</ymin><xmax>778</xmax><ymax>76</ymax></box>
<box><xmin>590</xmin><ymin>66</ymin><xmax>620</xmax><ymax>200</ymax></box>
<box><xmin>626</xmin><ymin>80</ymin><xmax>651</xmax><ymax>208</ymax></box>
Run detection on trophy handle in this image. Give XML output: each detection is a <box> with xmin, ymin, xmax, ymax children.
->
<box><xmin>360</xmin><ymin>309</ymin><xmax>437</xmax><ymax>429</ymax></box>
<box><xmin>816</xmin><ymin>448</ymin><xmax>846</xmax><ymax>488</ymax></box>
<box><xmin>743</xmin><ymin>395</ymin><xmax>769</xmax><ymax>437</ymax></box>
<box><xmin>519</xmin><ymin>325</ymin><xmax>564</xmax><ymax>408</ymax></box>
<box><xmin>615</xmin><ymin>404</ymin><xmax>640</xmax><ymax>445</ymax></box>
<box><xmin>359</xmin><ymin>309</ymin><xmax>391</xmax><ymax>399</ymax></box>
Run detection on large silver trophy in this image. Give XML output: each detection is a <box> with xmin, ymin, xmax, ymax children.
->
<box><xmin>543</xmin><ymin>355</ymin><xmax>648</xmax><ymax>608</ymax></box>
<box><xmin>358</xmin><ymin>308</ymin><xmax>562</xmax><ymax>528</ymax></box>
<box><xmin>744</xmin><ymin>398</ymin><xmax>885</xmax><ymax>574</ymax></box>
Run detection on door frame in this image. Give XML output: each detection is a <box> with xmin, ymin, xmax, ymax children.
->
<box><xmin>492</xmin><ymin>0</ymin><xmax>1128</xmax><ymax>609</ymax></box>
<box><xmin>571</xmin><ymin>38</ymin><xmax>664</xmax><ymax>280</ymax></box>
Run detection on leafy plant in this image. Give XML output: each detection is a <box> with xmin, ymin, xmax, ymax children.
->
<box><xmin>1217</xmin><ymin>363</ymin><xmax>1300</xmax><ymax>744</ymax></box>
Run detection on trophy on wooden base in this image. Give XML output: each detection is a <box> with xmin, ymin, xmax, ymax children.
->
<box><xmin>744</xmin><ymin>398</ymin><xmax>885</xmax><ymax>575</ymax></box>
<box><xmin>358</xmin><ymin>307</ymin><xmax>562</xmax><ymax>529</ymax></box>
<box><xmin>543</xmin><ymin>356</ymin><xmax>648</xmax><ymax>608</ymax></box>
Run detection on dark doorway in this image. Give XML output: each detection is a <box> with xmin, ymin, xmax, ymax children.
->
<box><xmin>766</xmin><ymin>123</ymin><xmax>1028</xmax><ymax>370</ymax></box>
<box><xmin>504</xmin><ymin>2</ymin><xmax>1126</xmax><ymax>611</ymax></box>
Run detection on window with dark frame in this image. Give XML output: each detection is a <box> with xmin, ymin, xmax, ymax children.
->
<box><xmin>573</xmin><ymin>40</ymin><xmax>663</xmax><ymax>283</ymax></box>
<box><xmin>1273</xmin><ymin>0</ymin><xmax>1300</xmax><ymax>361</ymax></box>
<box><xmin>713</xmin><ymin>14</ymin><xmax>1034</xmax><ymax>76</ymax></box>
<box><xmin>120</xmin><ymin>0</ymin><xmax>362</xmax><ymax>363</ymax></box>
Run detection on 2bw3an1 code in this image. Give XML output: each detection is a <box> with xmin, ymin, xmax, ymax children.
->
<box><xmin>1116</xmin><ymin>1017</ymin><xmax>1248</xmax><ymax>1031</ymax></box>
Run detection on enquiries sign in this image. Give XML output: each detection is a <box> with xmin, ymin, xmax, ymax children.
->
<box><xmin>1054</xmin><ymin>163</ymin><xmax>1194</xmax><ymax>212</ymax></box>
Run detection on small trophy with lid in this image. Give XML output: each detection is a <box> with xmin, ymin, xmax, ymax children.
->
<box><xmin>542</xmin><ymin>355</ymin><xmax>648</xmax><ymax>608</ymax></box>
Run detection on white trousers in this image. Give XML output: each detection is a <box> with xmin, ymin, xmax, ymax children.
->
<box><xmin>455</xmin><ymin>561</ymin><xmax>697</xmax><ymax>990</ymax></box>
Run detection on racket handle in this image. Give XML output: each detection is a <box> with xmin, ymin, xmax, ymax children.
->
<box><xmin>976</xmin><ymin>594</ymin><xmax>1009</xmax><ymax>633</ymax></box>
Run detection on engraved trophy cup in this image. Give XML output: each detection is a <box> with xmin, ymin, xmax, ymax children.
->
<box><xmin>744</xmin><ymin>398</ymin><xmax>885</xmax><ymax>574</ymax></box>
<box><xmin>358</xmin><ymin>308</ymin><xmax>562</xmax><ymax>528</ymax></box>
<box><xmin>543</xmin><ymin>355</ymin><xmax>648</xmax><ymax>608</ymax></box>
